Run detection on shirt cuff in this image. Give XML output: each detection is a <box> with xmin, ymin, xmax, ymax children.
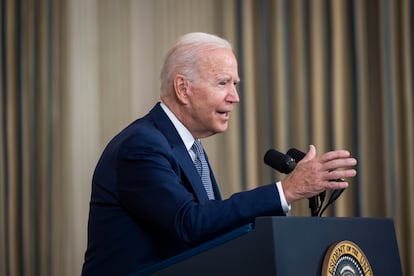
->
<box><xmin>276</xmin><ymin>181</ymin><xmax>291</xmax><ymax>213</ymax></box>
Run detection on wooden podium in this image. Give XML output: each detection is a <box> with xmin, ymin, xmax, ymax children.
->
<box><xmin>134</xmin><ymin>217</ymin><xmax>402</xmax><ymax>276</ymax></box>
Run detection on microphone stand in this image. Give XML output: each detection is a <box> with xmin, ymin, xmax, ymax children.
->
<box><xmin>309</xmin><ymin>196</ymin><xmax>319</xmax><ymax>217</ymax></box>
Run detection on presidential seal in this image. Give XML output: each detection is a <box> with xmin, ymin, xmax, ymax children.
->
<box><xmin>322</xmin><ymin>240</ymin><xmax>373</xmax><ymax>276</ymax></box>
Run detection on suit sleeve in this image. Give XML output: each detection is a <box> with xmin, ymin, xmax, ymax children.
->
<box><xmin>116</xmin><ymin>129</ymin><xmax>285</xmax><ymax>245</ymax></box>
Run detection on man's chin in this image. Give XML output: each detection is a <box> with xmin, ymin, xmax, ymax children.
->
<box><xmin>215</xmin><ymin>124</ymin><xmax>229</xmax><ymax>133</ymax></box>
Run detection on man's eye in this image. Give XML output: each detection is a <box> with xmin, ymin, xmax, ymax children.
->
<box><xmin>219</xmin><ymin>81</ymin><xmax>227</xmax><ymax>85</ymax></box>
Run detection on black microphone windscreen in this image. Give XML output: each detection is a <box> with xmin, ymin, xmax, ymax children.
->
<box><xmin>264</xmin><ymin>149</ymin><xmax>296</xmax><ymax>174</ymax></box>
<box><xmin>287</xmin><ymin>148</ymin><xmax>306</xmax><ymax>162</ymax></box>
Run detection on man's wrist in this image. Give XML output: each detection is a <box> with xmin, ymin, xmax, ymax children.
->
<box><xmin>276</xmin><ymin>181</ymin><xmax>291</xmax><ymax>213</ymax></box>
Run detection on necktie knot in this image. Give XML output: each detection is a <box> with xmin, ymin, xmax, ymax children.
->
<box><xmin>191</xmin><ymin>140</ymin><xmax>215</xmax><ymax>200</ymax></box>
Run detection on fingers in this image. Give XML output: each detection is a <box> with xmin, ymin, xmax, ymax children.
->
<box><xmin>327</xmin><ymin>179</ymin><xmax>349</xmax><ymax>190</ymax></box>
<box><xmin>319</xmin><ymin>149</ymin><xmax>352</xmax><ymax>162</ymax></box>
<box><xmin>302</xmin><ymin>146</ymin><xmax>356</xmax><ymax>168</ymax></box>
<box><xmin>322</xmin><ymin>158</ymin><xmax>357</xmax><ymax>173</ymax></box>
<box><xmin>311</xmin><ymin>147</ymin><xmax>357</xmax><ymax>176</ymax></box>
<box><xmin>322</xmin><ymin>171</ymin><xmax>356</xmax><ymax>184</ymax></box>
<box><xmin>319</xmin><ymin>151</ymin><xmax>357</xmax><ymax>182</ymax></box>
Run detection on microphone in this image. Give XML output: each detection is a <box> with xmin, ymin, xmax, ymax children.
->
<box><xmin>287</xmin><ymin>147</ymin><xmax>345</xmax><ymax>216</ymax></box>
<box><xmin>264</xmin><ymin>149</ymin><xmax>296</xmax><ymax>174</ymax></box>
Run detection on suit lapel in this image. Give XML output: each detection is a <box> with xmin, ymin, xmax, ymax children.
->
<box><xmin>149</xmin><ymin>103</ymin><xmax>211</xmax><ymax>203</ymax></box>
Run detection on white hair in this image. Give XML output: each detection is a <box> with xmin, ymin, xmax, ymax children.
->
<box><xmin>160</xmin><ymin>32</ymin><xmax>232</xmax><ymax>97</ymax></box>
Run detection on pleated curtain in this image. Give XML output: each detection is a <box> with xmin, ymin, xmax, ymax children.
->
<box><xmin>1</xmin><ymin>0</ymin><xmax>413</xmax><ymax>275</ymax></box>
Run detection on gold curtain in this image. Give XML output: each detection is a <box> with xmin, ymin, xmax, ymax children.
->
<box><xmin>1</xmin><ymin>0</ymin><xmax>413</xmax><ymax>275</ymax></box>
<box><xmin>231</xmin><ymin>0</ymin><xmax>413</xmax><ymax>274</ymax></box>
<box><xmin>0</xmin><ymin>0</ymin><xmax>66</xmax><ymax>275</ymax></box>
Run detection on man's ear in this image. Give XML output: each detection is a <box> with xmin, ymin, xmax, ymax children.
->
<box><xmin>173</xmin><ymin>74</ymin><xmax>190</xmax><ymax>104</ymax></box>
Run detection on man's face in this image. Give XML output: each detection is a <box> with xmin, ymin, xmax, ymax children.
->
<box><xmin>184</xmin><ymin>48</ymin><xmax>240</xmax><ymax>138</ymax></box>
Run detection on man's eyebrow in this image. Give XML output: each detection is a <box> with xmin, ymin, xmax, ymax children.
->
<box><xmin>218</xmin><ymin>75</ymin><xmax>239</xmax><ymax>81</ymax></box>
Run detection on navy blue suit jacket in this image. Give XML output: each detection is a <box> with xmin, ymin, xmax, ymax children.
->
<box><xmin>81</xmin><ymin>103</ymin><xmax>285</xmax><ymax>275</ymax></box>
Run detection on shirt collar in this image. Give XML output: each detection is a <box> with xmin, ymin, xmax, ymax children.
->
<box><xmin>160</xmin><ymin>102</ymin><xmax>195</xmax><ymax>151</ymax></box>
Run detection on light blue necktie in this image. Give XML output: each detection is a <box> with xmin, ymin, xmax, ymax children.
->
<box><xmin>192</xmin><ymin>140</ymin><xmax>215</xmax><ymax>200</ymax></box>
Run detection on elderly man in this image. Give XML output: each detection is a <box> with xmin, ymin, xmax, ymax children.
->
<box><xmin>81</xmin><ymin>32</ymin><xmax>357</xmax><ymax>275</ymax></box>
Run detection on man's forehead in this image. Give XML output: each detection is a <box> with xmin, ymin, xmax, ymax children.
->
<box><xmin>198</xmin><ymin>49</ymin><xmax>237</xmax><ymax>70</ymax></box>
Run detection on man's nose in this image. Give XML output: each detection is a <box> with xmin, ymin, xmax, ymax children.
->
<box><xmin>227</xmin><ymin>86</ymin><xmax>240</xmax><ymax>103</ymax></box>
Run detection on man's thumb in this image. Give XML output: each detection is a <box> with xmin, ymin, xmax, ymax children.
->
<box><xmin>302</xmin><ymin>144</ymin><xmax>316</xmax><ymax>161</ymax></box>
